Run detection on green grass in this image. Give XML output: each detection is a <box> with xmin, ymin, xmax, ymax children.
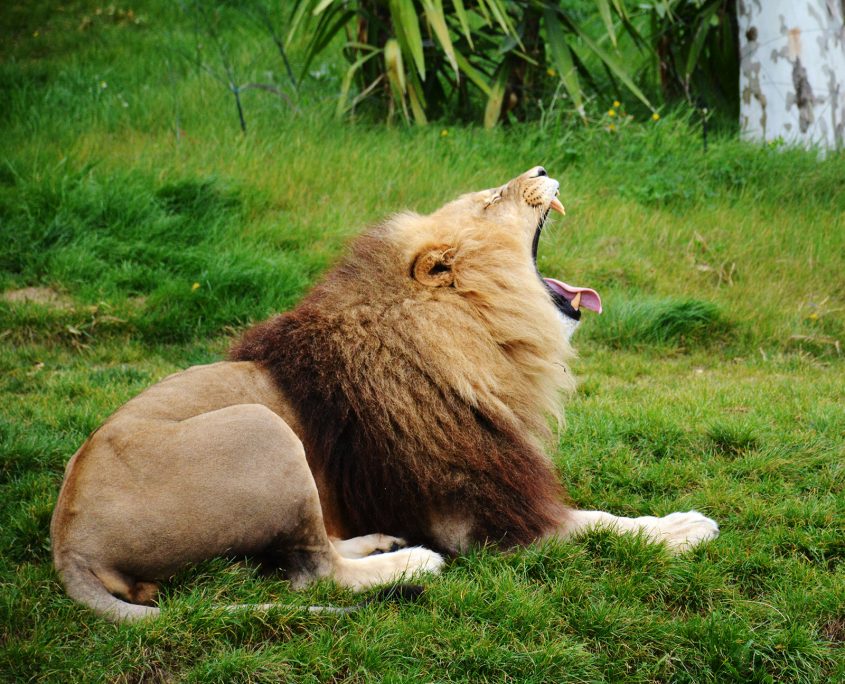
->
<box><xmin>2</xmin><ymin>1</ymin><xmax>844</xmax><ymax>682</ymax></box>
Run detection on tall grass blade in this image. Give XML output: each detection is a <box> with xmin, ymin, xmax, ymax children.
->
<box><xmin>455</xmin><ymin>51</ymin><xmax>491</xmax><ymax>96</ymax></box>
<box><xmin>337</xmin><ymin>49</ymin><xmax>382</xmax><ymax>117</ymax></box>
<box><xmin>544</xmin><ymin>8</ymin><xmax>586</xmax><ymax>121</ymax></box>
<box><xmin>422</xmin><ymin>0</ymin><xmax>459</xmax><ymax>79</ymax></box>
<box><xmin>390</xmin><ymin>0</ymin><xmax>426</xmax><ymax>80</ymax></box>
<box><xmin>558</xmin><ymin>8</ymin><xmax>654</xmax><ymax>110</ymax></box>
<box><xmin>452</xmin><ymin>0</ymin><xmax>473</xmax><ymax>48</ymax></box>
<box><xmin>684</xmin><ymin>3</ymin><xmax>720</xmax><ymax>81</ymax></box>
<box><xmin>484</xmin><ymin>61</ymin><xmax>509</xmax><ymax>128</ymax></box>
<box><xmin>594</xmin><ymin>0</ymin><xmax>617</xmax><ymax>47</ymax></box>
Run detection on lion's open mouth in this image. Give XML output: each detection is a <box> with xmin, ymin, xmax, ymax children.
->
<box><xmin>533</xmin><ymin>195</ymin><xmax>602</xmax><ymax>321</ymax></box>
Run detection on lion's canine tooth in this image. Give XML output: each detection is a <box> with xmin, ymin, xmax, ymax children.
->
<box><xmin>571</xmin><ymin>292</ymin><xmax>582</xmax><ymax>310</ymax></box>
<box><xmin>549</xmin><ymin>197</ymin><xmax>565</xmax><ymax>215</ymax></box>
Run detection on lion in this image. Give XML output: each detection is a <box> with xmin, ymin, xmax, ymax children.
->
<box><xmin>51</xmin><ymin>166</ymin><xmax>718</xmax><ymax>623</ymax></box>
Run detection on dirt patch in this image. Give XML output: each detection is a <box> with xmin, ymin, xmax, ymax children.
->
<box><xmin>2</xmin><ymin>287</ymin><xmax>73</xmax><ymax>309</ymax></box>
<box><xmin>822</xmin><ymin>617</ymin><xmax>845</xmax><ymax>645</ymax></box>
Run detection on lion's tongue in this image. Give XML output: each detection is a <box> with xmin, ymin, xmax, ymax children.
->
<box><xmin>544</xmin><ymin>278</ymin><xmax>602</xmax><ymax>313</ymax></box>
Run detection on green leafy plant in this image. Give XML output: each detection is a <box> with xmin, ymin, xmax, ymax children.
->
<box><xmin>643</xmin><ymin>0</ymin><xmax>738</xmax><ymax>112</ymax></box>
<box><xmin>288</xmin><ymin>0</ymin><xmax>657</xmax><ymax>126</ymax></box>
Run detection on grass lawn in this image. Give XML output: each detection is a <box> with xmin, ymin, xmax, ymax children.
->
<box><xmin>1</xmin><ymin>1</ymin><xmax>843</xmax><ymax>682</ymax></box>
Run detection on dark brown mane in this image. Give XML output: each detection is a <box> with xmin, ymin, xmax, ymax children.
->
<box><xmin>230</xmin><ymin>230</ymin><xmax>571</xmax><ymax>552</ymax></box>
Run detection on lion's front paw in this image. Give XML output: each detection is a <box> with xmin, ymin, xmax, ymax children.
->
<box><xmin>651</xmin><ymin>510</ymin><xmax>719</xmax><ymax>553</ymax></box>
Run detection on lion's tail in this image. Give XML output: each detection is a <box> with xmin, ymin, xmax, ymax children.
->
<box><xmin>57</xmin><ymin>553</ymin><xmax>159</xmax><ymax>623</ymax></box>
<box><xmin>226</xmin><ymin>584</ymin><xmax>426</xmax><ymax>615</ymax></box>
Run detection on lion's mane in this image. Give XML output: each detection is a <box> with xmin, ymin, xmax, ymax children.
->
<box><xmin>231</xmin><ymin>208</ymin><xmax>575</xmax><ymax>550</ymax></box>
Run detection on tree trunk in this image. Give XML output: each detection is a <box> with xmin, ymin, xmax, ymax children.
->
<box><xmin>737</xmin><ymin>0</ymin><xmax>845</xmax><ymax>150</ymax></box>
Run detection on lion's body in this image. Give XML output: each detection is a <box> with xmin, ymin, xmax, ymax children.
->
<box><xmin>51</xmin><ymin>168</ymin><xmax>718</xmax><ymax>623</ymax></box>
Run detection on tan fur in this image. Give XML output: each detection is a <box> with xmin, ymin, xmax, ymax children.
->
<box><xmin>51</xmin><ymin>167</ymin><xmax>717</xmax><ymax>623</ymax></box>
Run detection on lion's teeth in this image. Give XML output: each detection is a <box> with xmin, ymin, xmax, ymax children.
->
<box><xmin>549</xmin><ymin>197</ymin><xmax>565</xmax><ymax>215</ymax></box>
<box><xmin>571</xmin><ymin>292</ymin><xmax>582</xmax><ymax>310</ymax></box>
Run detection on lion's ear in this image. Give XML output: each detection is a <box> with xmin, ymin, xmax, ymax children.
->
<box><xmin>412</xmin><ymin>245</ymin><xmax>456</xmax><ymax>287</ymax></box>
<box><xmin>483</xmin><ymin>191</ymin><xmax>502</xmax><ymax>209</ymax></box>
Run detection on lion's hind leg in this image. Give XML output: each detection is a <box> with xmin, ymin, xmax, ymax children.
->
<box><xmin>139</xmin><ymin>402</ymin><xmax>444</xmax><ymax>592</ymax></box>
<box><xmin>325</xmin><ymin>546</ymin><xmax>444</xmax><ymax>591</ymax></box>
<box><xmin>561</xmin><ymin>509</ymin><xmax>719</xmax><ymax>553</ymax></box>
<box><xmin>284</xmin><ymin>533</ymin><xmax>441</xmax><ymax>591</ymax></box>
<box><xmin>201</xmin><ymin>406</ymin><xmax>446</xmax><ymax>590</ymax></box>
<box><xmin>284</xmin><ymin>537</ymin><xmax>441</xmax><ymax>591</ymax></box>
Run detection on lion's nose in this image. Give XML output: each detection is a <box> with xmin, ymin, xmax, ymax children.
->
<box><xmin>530</xmin><ymin>166</ymin><xmax>548</xmax><ymax>178</ymax></box>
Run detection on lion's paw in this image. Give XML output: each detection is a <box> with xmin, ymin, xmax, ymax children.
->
<box><xmin>335</xmin><ymin>545</ymin><xmax>443</xmax><ymax>591</ymax></box>
<box><xmin>384</xmin><ymin>546</ymin><xmax>445</xmax><ymax>577</ymax></box>
<box><xmin>650</xmin><ymin>510</ymin><xmax>719</xmax><ymax>553</ymax></box>
<box><xmin>332</xmin><ymin>533</ymin><xmax>408</xmax><ymax>559</ymax></box>
<box><xmin>362</xmin><ymin>533</ymin><xmax>408</xmax><ymax>555</ymax></box>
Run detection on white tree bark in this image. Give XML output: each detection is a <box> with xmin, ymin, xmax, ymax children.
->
<box><xmin>738</xmin><ymin>0</ymin><xmax>845</xmax><ymax>150</ymax></box>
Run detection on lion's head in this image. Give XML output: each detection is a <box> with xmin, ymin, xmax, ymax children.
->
<box><xmin>410</xmin><ymin>165</ymin><xmax>599</xmax><ymax>325</ymax></box>
<box><xmin>318</xmin><ymin>166</ymin><xmax>600</xmax><ymax>433</ymax></box>
<box><xmin>232</xmin><ymin>167</ymin><xmax>600</xmax><ymax>547</ymax></box>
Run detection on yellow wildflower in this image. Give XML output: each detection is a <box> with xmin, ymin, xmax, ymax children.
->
<box><xmin>652</xmin><ymin>112</ymin><xmax>660</xmax><ymax>121</ymax></box>
<box><xmin>613</xmin><ymin>100</ymin><xmax>621</xmax><ymax>108</ymax></box>
<box><xmin>440</xmin><ymin>129</ymin><xmax>449</xmax><ymax>137</ymax></box>
<box><xmin>608</xmin><ymin>109</ymin><xmax>616</xmax><ymax>117</ymax></box>
<box><xmin>191</xmin><ymin>282</ymin><xmax>200</xmax><ymax>291</ymax></box>
<box><xmin>608</xmin><ymin>123</ymin><xmax>616</xmax><ymax>133</ymax></box>
<box><xmin>547</xmin><ymin>68</ymin><xmax>556</xmax><ymax>77</ymax></box>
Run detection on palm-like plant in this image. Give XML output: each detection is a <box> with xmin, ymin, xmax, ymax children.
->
<box><xmin>289</xmin><ymin>0</ymin><xmax>658</xmax><ymax>125</ymax></box>
<box><xmin>645</xmin><ymin>0</ymin><xmax>738</xmax><ymax>111</ymax></box>
<box><xmin>288</xmin><ymin>0</ymin><xmax>736</xmax><ymax>126</ymax></box>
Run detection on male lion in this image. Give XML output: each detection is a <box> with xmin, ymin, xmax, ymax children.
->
<box><xmin>51</xmin><ymin>167</ymin><xmax>718</xmax><ymax>622</ymax></box>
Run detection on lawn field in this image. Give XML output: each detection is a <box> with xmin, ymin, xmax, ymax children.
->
<box><xmin>1</xmin><ymin>2</ymin><xmax>844</xmax><ymax>682</ymax></box>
